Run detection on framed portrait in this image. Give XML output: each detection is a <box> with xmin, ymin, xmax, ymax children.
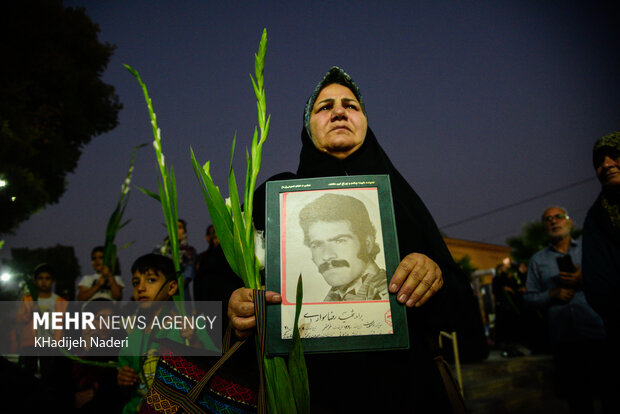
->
<box><xmin>264</xmin><ymin>175</ymin><xmax>409</xmax><ymax>355</ymax></box>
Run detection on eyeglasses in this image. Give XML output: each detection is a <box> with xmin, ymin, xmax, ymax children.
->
<box><xmin>543</xmin><ymin>213</ymin><xmax>569</xmax><ymax>222</ymax></box>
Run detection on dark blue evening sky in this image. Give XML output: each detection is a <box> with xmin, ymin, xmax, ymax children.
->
<box><xmin>2</xmin><ymin>1</ymin><xmax>618</xmax><ymax>297</ymax></box>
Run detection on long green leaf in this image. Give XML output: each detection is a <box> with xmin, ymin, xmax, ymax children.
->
<box><xmin>120</xmin><ymin>241</ymin><xmax>134</xmax><ymax>249</ymax></box>
<box><xmin>288</xmin><ymin>275</ymin><xmax>310</xmax><ymax>413</ymax></box>
<box><xmin>135</xmin><ymin>185</ymin><xmax>161</xmax><ymax>202</ymax></box>
<box><xmin>244</xmin><ymin>147</ymin><xmax>252</xmax><ymax>221</ymax></box>
<box><xmin>263</xmin><ymin>358</ymin><xmax>279</xmax><ymax>414</ymax></box>
<box><xmin>60</xmin><ymin>348</ymin><xmax>119</xmax><ymax>369</ymax></box>
<box><xmin>118</xmin><ymin>219</ymin><xmax>131</xmax><ymax>231</ymax></box>
<box><xmin>190</xmin><ymin>149</ymin><xmax>239</xmax><ymax>276</ymax></box>
<box><xmin>273</xmin><ymin>356</ymin><xmax>297</xmax><ymax>413</ymax></box>
<box><xmin>227</xmin><ymin>164</ymin><xmax>252</xmax><ymax>286</ymax></box>
<box><xmin>102</xmin><ymin>143</ymin><xmax>145</xmax><ymax>270</ymax></box>
<box><xmin>187</xmin><ymin>29</ymin><xmax>309</xmax><ymax>412</ymax></box>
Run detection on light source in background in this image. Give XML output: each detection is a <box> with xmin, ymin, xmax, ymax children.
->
<box><xmin>0</xmin><ymin>177</ymin><xmax>15</xmax><ymax>202</ymax></box>
<box><xmin>1</xmin><ymin>272</ymin><xmax>12</xmax><ymax>283</ymax></box>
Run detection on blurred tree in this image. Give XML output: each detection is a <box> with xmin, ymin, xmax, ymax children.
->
<box><xmin>0</xmin><ymin>0</ymin><xmax>121</xmax><ymax>234</ymax></box>
<box><xmin>507</xmin><ymin>220</ymin><xmax>582</xmax><ymax>265</ymax></box>
<box><xmin>507</xmin><ymin>221</ymin><xmax>549</xmax><ymax>265</ymax></box>
<box><xmin>455</xmin><ymin>254</ymin><xmax>477</xmax><ymax>279</ymax></box>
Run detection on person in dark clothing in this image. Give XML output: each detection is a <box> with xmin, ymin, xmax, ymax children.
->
<box><xmin>153</xmin><ymin>219</ymin><xmax>197</xmax><ymax>302</ymax></box>
<box><xmin>516</xmin><ymin>261</ymin><xmax>549</xmax><ymax>354</ymax></box>
<box><xmin>71</xmin><ymin>299</ymin><xmax>125</xmax><ymax>413</ymax></box>
<box><xmin>228</xmin><ymin>67</ymin><xmax>484</xmax><ymax>412</ymax></box>
<box><xmin>526</xmin><ymin>206</ymin><xmax>609</xmax><ymax>412</ymax></box>
<box><xmin>194</xmin><ymin>224</ymin><xmax>217</xmax><ymax>274</ymax></box>
<box><xmin>582</xmin><ymin>131</ymin><xmax>620</xmax><ymax>413</ymax></box>
<box><xmin>492</xmin><ymin>261</ymin><xmax>524</xmax><ymax>357</ymax></box>
<box><xmin>194</xmin><ymin>224</ymin><xmax>244</xmax><ymax>329</ymax></box>
<box><xmin>583</xmin><ymin>132</ymin><xmax>620</xmax><ymax>354</ymax></box>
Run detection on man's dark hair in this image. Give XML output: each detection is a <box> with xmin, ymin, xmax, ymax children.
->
<box><xmin>131</xmin><ymin>253</ymin><xmax>177</xmax><ymax>282</ymax></box>
<box><xmin>206</xmin><ymin>224</ymin><xmax>214</xmax><ymax>236</ymax></box>
<box><xmin>178</xmin><ymin>219</ymin><xmax>187</xmax><ymax>233</ymax></box>
<box><xmin>90</xmin><ymin>245</ymin><xmax>121</xmax><ymax>275</ymax></box>
<box><xmin>82</xmin><ymin>298</ymin><xmax>116</xmax><ymax>314</ymax></box>
<box><xmin>298</xmin><ymin>193</ymin><xmax>380</xmax><ymax>261</ymax></box>
<box><xmin>91</xmin><ymin>246</ymin><xmax>104</xmax><ymax>259</ymax></box>
<box><xmin>34</xmin><ymin>263</ymin><xmax>54</xmax><ymax>279</ymax></box>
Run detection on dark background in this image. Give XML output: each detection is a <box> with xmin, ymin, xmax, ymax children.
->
<box><xmin>2</xmin><ymin>1</ymin><xmax>618</xmax><ymax>298</ymax></box>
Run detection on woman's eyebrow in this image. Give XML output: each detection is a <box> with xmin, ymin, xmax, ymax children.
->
<box><xmin>315</xmin><ymin>97</ymin><xmax>334</xmax><ymax>106</ymax></box>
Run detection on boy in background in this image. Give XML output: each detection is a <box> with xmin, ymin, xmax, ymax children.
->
<box><xmin>16</xmin><ymin>263</ymin><xmax>68</xmax><ymax>373</ymax></box>
<box><xmin>117</xmin><ymin>253</ymin><xmax>215</xmax><ymax>413</ymax></box>
<box><xmin>77</xmin><ymin>246</ymin><xmax>124</xmax><ymax>301</ymax></box>
<box><xmin>16</xmin><ymin>263</ymin><xmax>72</xmax><ymax>405</ymax></box>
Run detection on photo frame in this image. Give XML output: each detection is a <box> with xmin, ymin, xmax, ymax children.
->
<box><xmin>265</xmin><ymin>175</ymin><xmax>409</xmax><ymax>355</ymax></box>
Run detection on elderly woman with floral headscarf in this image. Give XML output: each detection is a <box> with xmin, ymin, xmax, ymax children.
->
<box><xmin>583</xmin><ymin>132</ymin><xmax>620</xmax><ymax>361</ymax></box>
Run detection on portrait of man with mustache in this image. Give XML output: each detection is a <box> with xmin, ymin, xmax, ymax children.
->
<box><xmin>298</xmin><ymin>192</ymin><xmax>388</xmax><ymax>302</ymax></box>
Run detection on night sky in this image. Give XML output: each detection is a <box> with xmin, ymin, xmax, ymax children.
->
<box><xmin>2</xmin><ymin>1</ymin><xmax>618</xmax><ymax>298</ymax></box>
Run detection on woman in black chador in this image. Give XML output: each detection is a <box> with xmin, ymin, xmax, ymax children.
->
<box><xmin>229</xmin><ymin>67</ymin><xmax>485</xmax><ymax>412</ymax></box>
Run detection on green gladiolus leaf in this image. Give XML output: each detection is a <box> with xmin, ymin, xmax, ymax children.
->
<box><xmin>135</xmin><ymin>185</ymin><xmax>161</xmax><ymax>202</ymax></box>
<box><xmin>263</xmin><ymin>357</ymin><xmax>279</xmax><ymax>414</ymax></box>
<box><xmin>274</xmin><ymin>356</ymin><xmax>297</xmax><ymax>413</ymax></box>
<box><xmin>190</xmin><ymin>148</ymin><xmax>240</xmax><ymax>276</ymax></box>
<box><xmin>118</xmin><ymin>219</ymin><xmax>131</xmax><ymax>230</ymax></box>
<box><xmin>187</xmin><ymin>28</ymin><xmax>309</xmax><ymax>412</ymax></box>
<box><xmin>127</xmin><ymin>65</ymin><xmax>186</xmax><ymax>319</ymax></box>
<box><xmin>60</xmin><ymin>348</ymin><xmax>119</xmax><ymax>369</ymax></box>
<box><xmin>102</xmin><ymin>143</ymin><xmax>144</xmax><ymax>272</ymax></box>
<box><xmin>288</xmin><ymin>274</ymin><xmax>310</xmax><ymax>413</ymax></box>
<box><xmin>120</xmin><ymin>241</ymin><xmax>134</xmax><ymax>249</ymax></box>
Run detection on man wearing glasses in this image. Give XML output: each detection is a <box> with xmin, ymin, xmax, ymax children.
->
<box><xmin>524</xmin><ymin>206</ymin><xmax>607</xmax><ymax>412</ymax></box>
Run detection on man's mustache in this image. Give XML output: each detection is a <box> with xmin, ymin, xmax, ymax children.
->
<box><xmin>319</xmin><ymin>259</ymin><xmax>350</xmax><ymax>273</ymax></box>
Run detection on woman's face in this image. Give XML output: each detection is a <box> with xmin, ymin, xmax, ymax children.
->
<box><xmin>177</xmin><ymin>220</ymin><xmax>186</xmax><ymax>239</ymax></box>
<box><xmin>309</xmin><ymin>83</ymin><xmax>368</xmax><ymax>160</ymax></box>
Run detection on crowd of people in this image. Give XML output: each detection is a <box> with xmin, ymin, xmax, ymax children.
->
<box><xmin>486</xmin><ymin>132</ymin><xmax>620</xmax><ymax>413</ymax></box>
<box><xmin>1</xmin><ymin>66</ymin><xmax>617</xmax><ymax>413</ymax></box>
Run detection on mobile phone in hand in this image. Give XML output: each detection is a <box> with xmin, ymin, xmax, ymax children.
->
<box><xmin>556</xmin><ymin>255</ymin><xmax>575</xmax><ymax>273</ymax></box>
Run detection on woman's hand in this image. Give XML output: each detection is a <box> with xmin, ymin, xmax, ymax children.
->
<box><xmin>228</xmin><ymin>288</ymin><xmax>282</xmax><ymax>339</ymax></box>
<box><xmin>389</xmin><ymin>253</ymin><xmax>443</xmax><ymax>307</ymax></box>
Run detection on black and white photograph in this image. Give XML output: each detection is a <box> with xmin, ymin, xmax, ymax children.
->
<box><xmin>280</xmin><ymin>187</ymin><xmax>393</xmax><ymax>339</ymax></box>
<box><xmin>282</xmin><ymin>189</ymin><xmax>388</xmax><ymax>304</ymax></box>
<box><xmin>265</xmin><ymin>176</ymin><xmax>409</xmax><ymax>354</ymax></box>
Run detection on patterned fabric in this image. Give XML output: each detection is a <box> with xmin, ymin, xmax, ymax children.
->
<box><xmin>140</xmin><ymin>351</ymin><xmax>257</xmax><ymax>414</ymax></box>
<box><xmin>138</xmin><ymin>293</ymin><xmax>265</xmax><ymax>414</ymax></box>
<box><xmin>145</xmin><ymin>385</ymin><xmax>180</xmax><ymax>413</ymax></box>
<box><xmin>209</xmin><ymin>375</ymin><xmax>257</xmax><ymax>405</ymax></box>
<box><xmin>165</xmin><ymin>354</ymin><xmax>206</xmax><ymax>381</ymax></box>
